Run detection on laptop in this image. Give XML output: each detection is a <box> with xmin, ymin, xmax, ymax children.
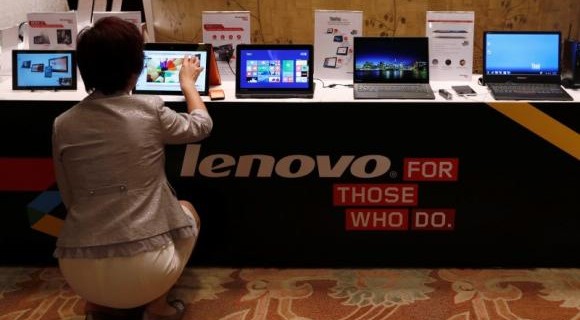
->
<box><xmin>483</xmin><ymin>31</ymin><xmax>573</xmax><ymax>101</ymax></box>
<box><xmin>353</xmin><ymin>37</ymin><xmax>435</xmax><ymax>99</ymax></box>
<box><xmin>134</xmin><ymin>43</ymin><xmax>211</xmax><ymax>96</ymax></box>
<box><xmin>12</xmin><ymin>50</ymin><xmax>77</xmax><ymax>90</ymax></box>
<box><xmin>235</xmin><ymin>44</ymin><xmax>315</xmax><ymax>98</ymax></box>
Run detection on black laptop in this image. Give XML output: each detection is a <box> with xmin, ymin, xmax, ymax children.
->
<box><xmin>483</xmin><ymin>31</ymin><xmax>573</xmax><ymax>101</ymax></box>
<box><xmin>353</xmin><ymin>37</ymin><xmax>435</xmax><ymax>99</ymax></box>
<box><xmin>235</xmin><ymin>44</ymin><xmax>314</xmax><ymax>98</ymax></box>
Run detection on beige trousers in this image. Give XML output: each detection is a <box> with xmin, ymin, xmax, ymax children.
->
<box><xmin>59</xmin><ymin>205</ymin><xmax>198</xmax><ymax>309</ymax></box>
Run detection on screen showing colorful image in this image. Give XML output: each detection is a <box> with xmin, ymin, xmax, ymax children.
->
<box><xmin>238</xmin><ymin>48</ymin><xmax>311</xmax><ymax>89</ymax></box>
<box><xmin>484</xmin><ymin>33</ymin><xmax>560</xmax><ymax>76</ymax></box>
<box><xmin>354</xmin><ymin>37</ymin><xmax>429</xmax><ymax>83</ymax></box>
<box><xmin>13</xmin><ymin>51</ymin><xmax>75</xmax><ymax>89</ymax></box>
<box><xmin>135</xmin><ymin>50</ymin><xmax>208</xmax><ymax>93</ymax></box>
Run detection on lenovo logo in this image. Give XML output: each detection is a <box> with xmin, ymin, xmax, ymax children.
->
<box><xmin>180</xmin><ymin>144</ymin><xmax>391</xmax><ymax>179</ymax></box>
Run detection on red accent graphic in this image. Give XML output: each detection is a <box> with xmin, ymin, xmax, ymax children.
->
<box><xmin>411</xmin><ymin>209</ymin><xmax>455</xmax><ymax>231</ymax></box>
<box><xmin>333</xmin><ymin>184</ymin><xmax>418</xmax><ymax>206</ymax></box>
<box><xmin>403</xmin><ymin>158</ymin><xmax>459</xmax><ymax>181</ymax></box>
<box><xmin>346</xmin><ymin>208</ymin><xmax>409</xmax><ymax>230</ymax></box>
<box><xmin>0</xmin><ymin>158</ymin><xmax>55</xmax><ymax>191</ymax></box>
<box><xmin>203</xmin><ymin>24</ymin><xmax>244</xmax><ymax>31</ymax></box>
<box><xmin>29</xmin><ymin>21</ymin><xmax>64</xmax><ymax>28</ymax></box>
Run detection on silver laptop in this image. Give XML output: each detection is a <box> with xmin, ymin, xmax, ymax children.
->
<box><xmin>483</xmin><ymin>31</ymin><xmax>573</xmax><ymax>101</ymax></box>
<box><xmin>353</xmin><ymin>37</ymin><xmax>435</xmax><ymax>99</ymax></box>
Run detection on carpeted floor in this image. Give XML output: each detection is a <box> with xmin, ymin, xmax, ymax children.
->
<box><xmin>0</xmin><ymin>267</ymin><xmax>579</xmax><ymax>320</ymax></box>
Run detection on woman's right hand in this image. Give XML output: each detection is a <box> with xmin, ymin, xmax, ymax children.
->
<box><xmin>179</xmin><ymin>55</ymin><xmax>204</xmax><ymax>93</ymax></box>
<box><xmin>179</xmin><ymin>55</ymin><xmax>208</xmax><ymax>114</ymax></box>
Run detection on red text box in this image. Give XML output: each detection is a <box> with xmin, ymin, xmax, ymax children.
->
<box><xmin>404</xmin><ymin>158</ymin><xmax>459</xmax><ymax>181</ymax></box>
<box><xmin>411</xmin><ymin>209</ymin><xmax>455</xmax><ymax>231</ymax></box>
<box><xmin>346</xmin><ymin>208</ymin><xmax>409</xmax><ymax>230</ymax></box>
<box><xmin>333</xmin><ymin>184</ymin><xmax>418</xmax><ymax>206</ymax></box>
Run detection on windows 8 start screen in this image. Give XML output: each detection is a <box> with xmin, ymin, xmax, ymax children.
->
<box><xmin>240</xmin><ymin>49</ymin><xmax>310</xmax><ymax>89</ymax></box>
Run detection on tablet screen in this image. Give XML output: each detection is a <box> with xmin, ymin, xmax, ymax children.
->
<box><xmin>133</xmin><ymin>43</ymin><xmax>211</xmax><ymax>96</ymax></box>
<box><xmin>235</xmin><ymin>44</ymin><xmax>314</xmax><ymax>98</ymax></box>
<box><xmin>12</xmin><ymin>50</ymin><xmax>77</xmax><ymax>90</ymax></box>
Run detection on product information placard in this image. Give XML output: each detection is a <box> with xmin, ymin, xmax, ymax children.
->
<box><xmin>202</xmin><ymin>11</ymin><xmax>250</xmax><ymax>61</ymax></box>
<box><xmin>27</xmin><ymin>12</ymin><xmax>78</xmax><ymax>50</ymax></box>
<box><xmin>314</xmin><ymin>10</ymin><xmax>362</xmax><ymax>80</ymax></box>
<box><xmin>426</xmin><ymin>11</ymin><xmax>474</xmax><ymax>81</ymax></box>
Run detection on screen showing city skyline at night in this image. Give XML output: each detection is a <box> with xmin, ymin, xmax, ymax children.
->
<box><xmin>353</xmin><ymin>37</ymin><xmax>429</xmax><ymax>83</ymax></box>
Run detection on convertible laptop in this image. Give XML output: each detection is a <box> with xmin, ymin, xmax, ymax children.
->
<box><xmin>353</xmin><ymin>37</ymin><xmax>435</xmax><ymax>99</ymax></box>
<box><xmin>134</xmin><ymin>43</ymin><xmax>211</xmax><ymax>95</ymax></box>
<box><xmin>483</xmin><ymin>31</ymin><xmax>573</xmax><ymax>101</ymax></box>
<box><xmin>235</xmin><ymin>44</ymin><xmax>314</xmax><ymax>98</ymax></box>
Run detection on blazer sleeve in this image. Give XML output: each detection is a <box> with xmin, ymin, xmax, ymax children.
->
<box><xmin>156</xmin><ymin>102</ymin><xmax>213</xmax><ymax>144</ymax></box>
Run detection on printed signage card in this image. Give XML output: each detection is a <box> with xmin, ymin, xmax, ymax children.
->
<box><xmin>27</xmin><ymin>12</ymin><xmax>78</xmax><ymax>50</ymax></box>
<box><xmin>314</xmin><ymin>10</ymin><xmax>362</xmax><ymax>80</ymax></box>
<box><xmin>426</xmin><ymin>11</ymin><xmax>474</xmax><ymax>81</ymax></box>
<box><xmin>202</xmin><ymin>11</ymin><xmax>250</xmax><ymax>61</ymax></box>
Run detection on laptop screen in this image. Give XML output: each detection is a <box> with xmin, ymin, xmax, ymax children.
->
<box><xmin>12</xmin><ymin>50</ymin><xmax>77</xmax><ymax>90</ymax></box>
<box><xmin>484</xmin><ymin>32</ymin><xmax>560</xmax><ymax>76</ymax></box>
<box><xmin>353</xmin><ymin>37</ymin><xmax>430</xmax><ymax>84</ymax></box>
<box><xmin>134</xmin><ymin>43</ymin><xmax>211</xmax><ymax>96</ymax></box>
<box><xmin>235</xmin><ymin>44</ymin><xmax>314</xmax><ymax>98</ymax></box>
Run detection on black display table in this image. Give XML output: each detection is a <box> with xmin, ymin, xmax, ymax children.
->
<box><xmin>0</xmin><ymin>97</ymin><xmax>578</xmax><ymax>267</ymax></box>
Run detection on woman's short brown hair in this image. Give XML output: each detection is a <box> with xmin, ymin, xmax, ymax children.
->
<box><xmin>76</xmin><ymin>17</ymin><xmax>144</xmax><ymax>94</ymax></box>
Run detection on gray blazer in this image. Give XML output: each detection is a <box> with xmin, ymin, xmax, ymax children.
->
<box><xmin>52</xmin><ymin>93</ymin><xmax>213</xmax><ymax>251</ymax></box>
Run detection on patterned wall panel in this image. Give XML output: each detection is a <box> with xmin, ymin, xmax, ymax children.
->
<box><xmin>149</xmin><ymin>0</ymin><xmax>580</xmax><ymax>73</ymax></box>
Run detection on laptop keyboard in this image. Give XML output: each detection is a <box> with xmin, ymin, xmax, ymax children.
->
<box><xmin>356</xmin><ymin>84</ymin><xmax>430</xmax><ymax>93</ymax></box>
<box><xmin>488</xmin><ymin>83</ymin><xmax>573</xmax><ymax>101</ymax></box>
<box><xmin>354</xmin><ymin>84</ymin><xmax>435</xmax><ymax>99</ymax></box>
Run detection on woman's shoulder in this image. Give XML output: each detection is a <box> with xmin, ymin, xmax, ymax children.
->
<box><xmin>126</xmin><ymin>94</ymin><xmax>164</xmax><ymax>107</ymax></box>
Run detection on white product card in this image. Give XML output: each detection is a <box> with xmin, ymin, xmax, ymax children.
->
<box><xmin>111</xmin><ymin>0</ymin><xmax>123</xmax><ymax>11</ymax></box>
<box><xmin>314</xmin><ymin>10</ymin><xmax>362</xmax><ymax>80</ymax></box>
<box><xmin>93</xmin><ymin>0</ymin><xmax>107</xmax><ymax>12</ymax></box>
<box><xmin>426</xmin><ymin>11</ymin><xmax>475</xmax><ymax>81</ymax></box>
<box><xmin>76</xmin><ymin>0</ymin><xmax>94</xmax><ymax>28</ymax></box>
<box><xmin>202</xmin><ymin>11</ymin><xmax>251</xmax><ymax>61</ymax></box>
<box><xmin>27</xmin><ymin>12</ymin><xmax>78</xmax><ymax>50</ymax></box>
